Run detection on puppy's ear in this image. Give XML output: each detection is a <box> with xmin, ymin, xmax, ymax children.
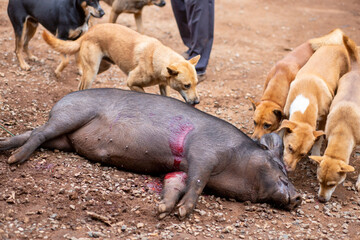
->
<box><xmin>339</xmin><ymin>162</ymin><xmax>355</xmax><ymax>173</ymax></box>
<box><xmin>309</xmin><ymin>156</ymin><xmax>323</xmax><ymax>164</ymax></box>
<box><xmin>276</xmin><ymin>120</ymin><xmax>297</xmax><ymax>134</ymax></box>
<box><xmin>273</xmin><ymin>109</ymin><xmax>284</xmax><ymax>121</ymax></box>
<box><xmin>249</xmin><ymin>98</ymin><xmax>259</xmax><ymax>111</ymax></box>
<box><xmin>167</xmin><ymin>65</ymin><xmax>179</xmax><ymax>76</ymax></box>
<box><xmin>188</xmin><ymin>55</ymin><xmax>200</xmax><ymax>66</ymax></box>
<box><xmin>313</xmin><ymin>130</ymin><xmax>325</xmax><ymax>140</ymax></box>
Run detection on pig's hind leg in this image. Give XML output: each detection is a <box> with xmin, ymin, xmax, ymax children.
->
<box><xmin>158</xmin><ymin>172</ymin><xmax>187</xmax><ymax>219</ymax></box>
<box><xmin>0</xmin><ymin>131</ymin><xmax>32</xmax><ymax>151</ymax></box>
<box><xmin>7</xmin><ymin>110</ymin><xmax>95</xmax><ymax>164</ymax></box>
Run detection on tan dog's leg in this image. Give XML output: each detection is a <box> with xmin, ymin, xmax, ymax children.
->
<box><xmin>23</xmin><ymin>19</ymin><xmax>38</xmax><ymax>61</ymax></box>
<box><xmin>134</xmin><ymin>11</ymin><xmax>143</xmax><ymax>33</ymax></box>
<box><xmin>54</xmin><ymin>54</ymin><xmax>70</xmax><ymax>78</ymax></box>
<box><xmin>127</xmin><ymin>68</ymin><xmax>147</xmax><ymax>92</ymax></box>
<box><xmin>356</xmin><ymin>175</ymin><xmax>360</xmax><ymax>192</ymax></box>
<box><xmin>15</xmin><ymin>24</ymin><xmax>30</xmax><ymax>70</ymax></box>
<box><xmin>109</xmin><ymin>9</ymin><xmax>120</xmax><ymax>23</ymax></box>
<box><xmin>75</xmin><ymin>53</ymin><xmax>83</xmax><ymax>76</ymax></box>
<box><xmin>159</xmin><ymin>84</ymin><xmax>169</xmax><ymax>96</ymax></box>
<box><xmin>78</xmin><ymin>43</ymin><xmax>102</xmax><ymax>90</ymax></box>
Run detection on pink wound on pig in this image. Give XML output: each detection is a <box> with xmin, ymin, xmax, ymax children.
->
<box><xmin>168</xmin><ymin>116</ymin><xmax>194</xmax><ymax>170</ymax></box>
<box><xmin>164</xmin><ymin>171</ymin><xmax>187</xmax><ymax>183</ymax></box>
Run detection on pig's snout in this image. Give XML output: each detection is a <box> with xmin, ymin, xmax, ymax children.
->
<box><xmin>278</xmin><ymin>176</ymin><xmax>301</xmax><ymax>210</ymax></box>
<box><xmin>288</xmin><ymin>192</ymin><xmax>302</xmax><ymax>210</ymax></box>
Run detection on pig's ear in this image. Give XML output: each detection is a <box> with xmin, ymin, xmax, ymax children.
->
<box><xmin>249</xmin><ymin>98</ymin><xmax>259</xmax><ymax>111</ymax></box>
<box><xmin>259</xmin><ymin>132</ymin><xmax>284</xmax><ymax>158</ymax></box>
<box><xmin>309</xmin><ymin>156</ymin><xmax>323</xmax><ymax>164</ymax></box>
<box><xmin>338</xmin><ymin>162</ymin><xmax>355</xmax><ymax>173</ymax></box>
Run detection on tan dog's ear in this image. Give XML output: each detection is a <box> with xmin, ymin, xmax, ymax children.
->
<box><xmin>188</xmin><ymin>55</ymin><xmax>200</xmax><ymax>66</ymax></box>
<box><xmin>273</xmin><ymin>109</ymin><xmax>284</xmax><ymax>121</ymax></box>
<box><xmin>276</xmin><ymin>120</ymin><xmax>297</xmax><ymax>133</ymax></box>
<box><xmin>249</xmin><ymin>98</ymin><xmax>259</xmax><ymax>111</ymax></box>
<box><xmin>167</xmin><ymin>65</ymin><xmax>179</xmax><ymax>76</ymax></box>
<box><xmin>338</xmin><ymin>162</ymin><xmax>355</xmax><ymax>173</ymax></box>
<box><xmin>309</xmin><ymin>156</ymin><xmax>323</xmax><ymax>164</ymax></box>
<box><xmin>313</xmin><ymin>130</ymin><xmax>325</xmax><ymax>139</ymax></box>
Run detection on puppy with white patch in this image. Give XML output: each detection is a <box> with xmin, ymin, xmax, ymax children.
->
<box><xmin>309</xmin><ymin>36</ymin><xmax>359</xmax><ymax>202</ymax></box>
<box><xmin>251</xmin><ymin>29</ymin><xmax>345</xmax><ymax>140</ymax></box>
<box><xmin>278</xmin><ymin>35</ymin><xmax>352</xmax><ymax>171</ymax></box>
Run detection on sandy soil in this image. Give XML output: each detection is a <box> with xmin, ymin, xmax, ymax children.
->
<box><xmin>1</xmin><ymin>0</ymin><xmax>360</xmax><ymax>239</ymax></box>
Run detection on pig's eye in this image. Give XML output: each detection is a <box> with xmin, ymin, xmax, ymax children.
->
<box><xmin>288</xmin><ymin>145</ymin><xmax>294</xmax><ymax>153</ymax></box>
<box><xmin>184</xmin><ymin>84</ymin><xmax>191</xmax><ymax>89</ymax></box>
<box><xmin>263</xmin><ymin>123</ymin><xmax>271</xmax><ymax>129</ymax></box>
<box><xmin>254</xmin><ymin>121</ymin><xmax>257</xmax><ymax>126</ymax></box>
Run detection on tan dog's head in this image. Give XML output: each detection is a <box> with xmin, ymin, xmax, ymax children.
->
<box><xmin>165</xmin><ymin>55</ymin><xmax>200</xmax><ymax>105</ymax></box>
<box><xmin>310</xmin><ymin>156</ymin><xmax>354</xmax><ymax>202</ymax></box>
<box><xmin>251</xmin><ymin>99</ymin><xmax>284</xmax><ymax>140</ymax></box>
<box><xmin>277</xmin><ymin>120</ymin><xmax>325</xmax><ymax>171</ymax></box>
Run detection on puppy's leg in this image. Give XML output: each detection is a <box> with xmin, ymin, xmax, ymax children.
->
<box><xmin>134</xmin><ymin>11</ymin><xmax>143</xmax><ymax>33</ymax></box>
<box><xmin>159</xmin><ymin>84</ymin><xmax>170</xmax><ymax>96</ymax></box>
<box><xmin>75</xmin><ymin>53</ymin><xmax>82</xmax><ymax>76</ymax></box>
<box><xmin>109</xmin><ymin>9</ymin><xmax>120</xmax><ymax>23</ymax></box>
<box><xmin>78</xmin><ymin>43</ymin><xmax>102</xmax><ymax>90</ymax></box>
<box><xmin>54</xmin><ymin>54</ymin><xmax>70</xmax><ymax>78</ymax></box>
<box><xmin>23</xmin><ymin>18</ymin><xmax>39</xmax><ymax>61</ymax></box>
<box><xmin>126</xmin><ymin>68</ymin><xmax>147</xmax><ymax>92</ymax></box>
<box><xmin>15</xmin><ymin>27</ymin><xmax>30</xmax><ymax>70</ymax></box>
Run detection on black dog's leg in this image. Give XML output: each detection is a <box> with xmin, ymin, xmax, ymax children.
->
<box><xmin>23</xmin><ymin>18</ymin><xmax>39</xmax><ymax>61</ymax></box>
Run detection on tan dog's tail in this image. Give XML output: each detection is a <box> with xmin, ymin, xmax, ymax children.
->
<box><xmin>343</xmin><ymin>35</ymin><xmax>360</xmax><ymax>70</ymax></box>
<box><xmin>42</xmin><ymin>31</ymin><xmax>83</xmax><ymax>55</ymax></box>
<box><xmin>309</xmin><ymin>28</ymin><xmax>345</xmax><ymax>51</ymax></box>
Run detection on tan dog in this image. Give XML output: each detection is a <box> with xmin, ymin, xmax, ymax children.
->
<box><xmin>101</xmin><ymin>0</ymin><xmax>166</xmax><ymax>33</ymax></box>
<box><xmin>42</xmin><ymin>23</ymin><xmax>200</xmax><ymax>105</ymax></box>
<box><xmin>309</xmin><ymin>36</ymin><xmax>359</xmax><ymax>202</ymax></box>
<box><xmin>251</xmin><ymin>29</ymin><xmax>345</xmax><ymax>139</ymax></box>
<box><xmin>278</xmin><ymin>34</ymin><xmax>353</xmax><ymax>171</ymax></box>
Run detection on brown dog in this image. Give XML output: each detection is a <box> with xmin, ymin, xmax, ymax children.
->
<box><xmin>251</xmin><ymin>29</ymin><xmax>345</xmax><ymax>139</ymax></box>
<box><xmin>101</xmin><ymin>0</ymin><xmax>165</xmax><ymax>33</ymax></box>
<box><xmin>309</xmin><ymin>36</ymin><xmax>359</xmax><ymax>202</ymax></box>
<box><xmin>278</xmin><ymin>34</ymin><xmax>352</xmax><ymax>172</ymax></box>
<box><xmin>42</xmin><ymin>23</ymin><xmax>201</xmax><ymax>105</ymax></box>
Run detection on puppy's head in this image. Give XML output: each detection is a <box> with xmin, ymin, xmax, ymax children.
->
<box><xmin>277</xmin><ymin>120</ymin><xmax>324</xmax><ymax>171</ymax></box>
<box><xmin>81</xmin><ymin>0</ymin><xmax>105</xmax><ymax>18</ymax></box>
<box><xmin>310</xmin><ymin>156</ymin><xmax>354</xmax><ymax>202</ymax></box>
<box><xmin>251</xmin><ymin>99</ymin><xmax>284</xmax><ymax>140</ymax></box>
<box><xmin>165</xmin><ymin>55</ymin><xmax>200</xmax><ymax>105</ymax></box>
<box><xmin>151</xmin><ymin>0</ymin><xmax>166</xmax><ymax>7</ymax></box>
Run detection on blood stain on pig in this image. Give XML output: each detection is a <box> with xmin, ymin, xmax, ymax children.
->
<box><xmin>168</xmin><ymin>116</ymin><xmax>194</xmax><ymax>170</ymax></box>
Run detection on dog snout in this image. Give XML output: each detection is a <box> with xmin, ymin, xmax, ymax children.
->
<box><xmin>154</xmin><ymin>0</ymin><xmax>166</xmax><ymax>7</ymax></box>
<box><xmin>98</xmin><ymin>8</ymin><xmax>105</xmax><ymax>17</ymax></box>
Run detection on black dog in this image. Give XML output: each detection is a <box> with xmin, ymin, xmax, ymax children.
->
<box><xmin>7</xmin><ymin>0</ymin><xmax>105</xmax><ymax>75</ymax></box>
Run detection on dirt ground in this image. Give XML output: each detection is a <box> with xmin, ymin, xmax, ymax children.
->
<box><xmin>1</xmin><ymin>0</ymin><xmax>360</xmax><ymax>239</ymax></box>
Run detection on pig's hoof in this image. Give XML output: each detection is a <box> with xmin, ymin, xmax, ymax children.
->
<box><xmin>7</xmin><ymin>156</ymin><xmax>18</xmax><ymax>164</ymax></box>
<box><xmin>158</xmin><ymin>213</ymin><xmax>168</xmax><ymax>220</ymax></box>
<box><xmin>158</xmin><ymin>203</ymin><xmax>167</xmax><ymax>213</ymax></box>
<box><xmin>178</xmin><ymin>206</ymin><xmax>187</xmax><ymax>219</ymax></box>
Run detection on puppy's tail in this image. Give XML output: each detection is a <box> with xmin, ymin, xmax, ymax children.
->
<box><xmin>343</xmin><ymin>35</ymin><xmax>360</xmax><ymax>70</ymax></box>
<box><xmin>309</xmin><ymin>28</ymin><xmax>344</xmax><ymax>51</ymax></box>
<box><xmin>42</xmin><ymin>31</ymin><xmax>82</xmax><ymax>55</ymax></box>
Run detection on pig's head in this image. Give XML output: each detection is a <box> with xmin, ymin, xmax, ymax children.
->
<box><xmin>163</xmin><ymin>55</ymin><xmax>201</xmax><ymax>105</ymax></box>
<box><xmin>252</xmin><ymin>133</ymin><xmax>302</xmax><ymax>210</ymax></box>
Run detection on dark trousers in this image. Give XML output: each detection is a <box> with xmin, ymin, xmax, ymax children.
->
<box><xmin>171</xmin><ymin>0</ymin><xmax>214</xmax><ymax>74</ymax></box>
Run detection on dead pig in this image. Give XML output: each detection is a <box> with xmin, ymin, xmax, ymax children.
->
<box><xmin>0</xmin><ymin>88</ymin><xmax>301</xmax><ymax>219</ymax></box>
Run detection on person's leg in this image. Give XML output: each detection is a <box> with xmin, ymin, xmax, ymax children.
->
<box><xmin>171</xmin><ymin>0</ymin><xmax>192</xmax><ymax>51</ymax></box>
<box><xmin>185</xmin><ymin>0</ymin><xmax>214</xmax><ymax>75</ymax></box>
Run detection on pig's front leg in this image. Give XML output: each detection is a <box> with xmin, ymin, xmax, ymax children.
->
<box><xmin>176</xmin><ymin>159</ymin><xmax>214</xmax><ymax>219</ymax></box>
<box><xmin>158</xmin><ymin>171</ymin><xmax>187</xmax><ymax>219</ymax></box>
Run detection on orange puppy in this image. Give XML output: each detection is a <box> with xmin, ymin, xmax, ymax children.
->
<box><xmin>251</xmin><ymin>29</ymin><xmax>345</xmax><ymax>139</ymax></box>
<box><xmin>278</xmin><ymin>35</ymin><xmax>352</xmax><ymax>171</ymax></box>
<box><xmin>309</xmin><ymin>36</ymin><xmax>359</xmax><ymax>202</ymax></box>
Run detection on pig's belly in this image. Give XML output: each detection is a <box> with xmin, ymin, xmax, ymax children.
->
<box><xmin>67</xmin><ymin>118</ymin><xmax>190</xmax><ymax>174</ymax></box>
